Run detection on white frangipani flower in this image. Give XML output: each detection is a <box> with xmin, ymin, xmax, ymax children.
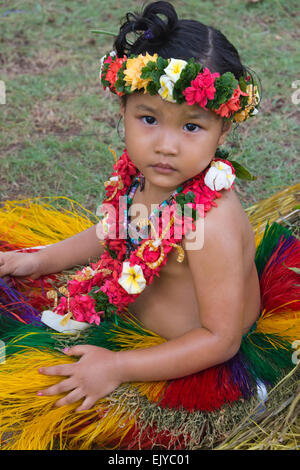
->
<box><xmin>118</xmin><ymin>262</ymin><xmax>146</xmax><ymax>295</ymax></box>
<box><xmin>164</xmin><ymin>58</ymin><xmax>188</xmax><ymax>83</ymax></box>
<box><xmin>158</xmin><ymin>75</ymin><xmax>176</xmax><ymax>103</ymax></box>
<box><xmin>204</xmin><ymin>161</ymin><xmax>235</xmax><ymax>191</ymax></box>
<box><xmin>41</xmin><ymin>310</ymin><xmax>89</xmax><ymax>334</ymax></box>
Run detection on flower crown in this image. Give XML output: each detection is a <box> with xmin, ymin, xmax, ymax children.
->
<box><xmin>100</xmin><ymin>51</ymin><xmax>260</xmax><ymax>123</ymax></box>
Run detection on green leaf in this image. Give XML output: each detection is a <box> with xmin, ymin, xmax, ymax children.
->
<box><xmin>228</xmin><ymin>160</ymin><xmax>257</xmax><ymax>181</ymax></box>
<box><xmin>215</xmin><ymin>147</ymin><xmax>230</xmax><ymax>160</ymax></box>
<box><xmin>104</xmin><ymin>245</ymin><xmax>118</xmax><ymax>259</ymax></box>
<box><xmin>90</xmin><ymin>29</ymin><xmax>117</xmax><ymax>36</ymax></box>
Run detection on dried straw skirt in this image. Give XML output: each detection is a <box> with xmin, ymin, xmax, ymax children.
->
<box><xmin>0</xmin><ymin>185</ymin><xmax>299</xmax><ymax>450</ymax></box>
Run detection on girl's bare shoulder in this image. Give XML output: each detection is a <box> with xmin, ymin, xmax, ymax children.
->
<box><xmin>193</xmin><ymin>188</ymin><xmax>250</xmax><ymax>243</ymax></box>
<box><xmin>183</xmin><ymin>187</ymin><xmax>255</xmax><ymax>275</ymax></box>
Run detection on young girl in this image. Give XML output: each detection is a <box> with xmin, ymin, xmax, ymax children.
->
<box><xmin>0</xmin><ymin>1</ymin><xmax>299</xmax><ymax>450</ymax></box>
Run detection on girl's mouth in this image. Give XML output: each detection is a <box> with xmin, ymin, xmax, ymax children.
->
<box><xmin>151</xmin><ymin>163</ymin><xmax>175</xmax><ymax>173</ymax></box>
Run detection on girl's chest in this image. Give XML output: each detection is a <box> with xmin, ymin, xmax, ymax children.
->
<box><xmin>129</xmin><ymin>248</ymin><xmax>201</xmax><ymax>338</ymax></box>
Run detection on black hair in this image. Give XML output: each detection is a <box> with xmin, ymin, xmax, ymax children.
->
<box><xmin>114</xmin><ymin>1</ymin><xmax>254</xmax><ymax>82</ymax></box>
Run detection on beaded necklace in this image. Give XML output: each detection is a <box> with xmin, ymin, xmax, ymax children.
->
<box><xmin>125</xmin><ymin>174</ymin><xmax>187</xmax><ymax>256</ymax></box>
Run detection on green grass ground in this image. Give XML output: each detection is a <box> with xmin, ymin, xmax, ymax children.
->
<box><xmin>0</xmin><ymin>0</ymin><xmax>299</xmax><ymax>212</ymax></box>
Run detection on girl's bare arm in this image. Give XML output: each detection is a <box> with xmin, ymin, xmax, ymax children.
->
<box><xmin>0</xmin><ymin>224</ymin><xmax>104</xmax><ymax>279</ymax></box>
<box><xmin>35</xmin><ymin>224</ymin><xmax>104</xmax><ymax>275</ymax></box>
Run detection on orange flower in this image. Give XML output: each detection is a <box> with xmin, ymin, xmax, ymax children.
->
<box><xmin>215</xmin><ymin>85</ymin><xmax>248</xmax><ymax>119</ymax></box>
<box><xmin>105</xmin><ymin>56</ymin><xmax>126</xmax><ymax>95</ymax></box>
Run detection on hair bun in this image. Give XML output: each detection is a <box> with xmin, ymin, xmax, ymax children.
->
<box><xmin>114</xmin><ymin>1</ymin><xmax>178</xmax><ymax>56</ymax></box>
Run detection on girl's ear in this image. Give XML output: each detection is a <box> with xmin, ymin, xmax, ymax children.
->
<box><xmin>218</xmin><ymin>121</ymin><xmax>232</xmax><ymax>146</ymax></box>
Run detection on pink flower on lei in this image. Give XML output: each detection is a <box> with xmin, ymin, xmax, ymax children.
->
<box><xmin>183</xmin><ymin>68</ymin><xmax>220</xmax><ymax>107</ymax></box>
<box><xmin>100</xmin><ymin>278</ymin><xmax>134</xmax><ymax>312</ymax></box>
<box><xmin>68</xmin><ymin>278</ymin><xmax>93</xmax><ymax>296</ymax></box>
<box><xmin>55</xmin><ymin>294</ymin><xmax>103</xmax><ymax>325</ymax></box>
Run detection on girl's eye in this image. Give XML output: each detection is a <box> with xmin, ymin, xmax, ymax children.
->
<box><xmin>142</xmin><ymin>116</ymin><xmax>157</xmax><ymax>125</ymax></box>
<box><xmin>184</xmin><ymin>123</ymin><xmax>201</xmax><ymax>132</ymax></box>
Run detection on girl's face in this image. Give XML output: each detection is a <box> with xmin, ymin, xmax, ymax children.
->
<box><xmin>121</xmin><ymin>92</ymin><xmax>232</xmax><ymax>196</ymax></box>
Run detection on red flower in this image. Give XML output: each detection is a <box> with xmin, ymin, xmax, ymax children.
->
<box><xmin>54</xmin><ymin>294</ymin><xmax>102</xmax><ymax>325</ymax></box>
<box><xmin>183</xmin><ymin>68</ymin><xmax>220</xmax><ymax>107</ymax></box>
<box><xmin>69</xmin><ymin>295</ymin><xmax>100</xmax><ymax>324</ymax></box>
<box><xmin>215</xmin><ymin>85</ymin><xmax>248</xmax><ymax>118</ymax></box>
<box><xmin>54</xmin><ymin>296</ymin><xmax>68</xmax><ymax>316</ymax></box>
<box><xmin>105</xmin><ymin>57</ymin><xmax>126</xmax><ymax>96</ymax></box>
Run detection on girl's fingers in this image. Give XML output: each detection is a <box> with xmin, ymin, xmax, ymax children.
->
<box><xmin>54</xmin><ymin>388</ymin><xmax>85</xmax><ymax>408</ymax></box>
<box><xmin>39</xmin><ymin>363</ymin><xmax>74</xmax><ymax>377</ymax></box>
<box><xmin>76</xmin><ymin>396</ymin><xmax>97</xmax><ymax>412</ymax></box>
<box><xmin>38</xmin><ymin>377</ymin><xmax>75</xmax><ymax>397</ymax></box>
<box><xmin>63</xmin><ymin>345</ymin><xmax>92</xmax><ymax>357</ymax></box>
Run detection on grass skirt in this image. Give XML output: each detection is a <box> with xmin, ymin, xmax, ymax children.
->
<box><xmin>0</xmin><ymin>189</ymin><xmax>299</xmax><ymax>450</ymax></box>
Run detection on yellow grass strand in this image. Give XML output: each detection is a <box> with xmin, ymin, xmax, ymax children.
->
<box><xmin>0</xmin><ymin>196</ymin><xmax>96</xmax><ymax>247</ymax></box>
<box><xmin>256</xmin><ymin>311</ymin><xmax>300</xmax><ymax>343</ymax></box>
<box><xmin>245</xmin><ymin>182</ymin><xmax>300</xmax><ymax>233</ymax></box>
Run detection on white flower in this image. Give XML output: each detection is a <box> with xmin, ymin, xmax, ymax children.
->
<box><xmin>204</xmin><ymin>161</ymin><xmax>235</xmax><ymax>191</ymax></box>
<box><xmin>158</xmin><ymin>75</ymin><xmax>176</xmax><ymax>103</ymax></box>
<box><xmin>41</xmin><ymin>310</ymin><xmax>90</xmax><ymax>334</ymax></box>
<box><xmin>118</xmin><ymin>262</ymin><xmax>146</xmax><ymax>294</ymax></box>
<box><xmin>164</xmin><ymin>58</ymin><xmax>187</xmax><ymax>83</ymax></box>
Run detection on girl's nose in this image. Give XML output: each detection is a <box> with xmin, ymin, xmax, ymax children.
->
<box><xmin>154</xmin><ymin>129</ymin><xmax>179</xmax><ymax>156</ymax></box>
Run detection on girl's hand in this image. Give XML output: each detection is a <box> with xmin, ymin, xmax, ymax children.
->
<box><xmin>0</xmin><ymin>251</ymin><xmax>42</xmax><ymax>279</ymax></box>
<box><xmin>37</xmin><ymin>345</ymin><xmax>123</xmax><ymax>411</ymax></box>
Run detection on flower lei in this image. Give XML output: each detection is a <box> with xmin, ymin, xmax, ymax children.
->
<box><xmin>100</xmin><ymin>52</ymin><xmax>260</xmax><ymax>123</ymax></box>
<box><xmin>45</xmin><ymin>149</ymin><xmax>237</xmax><ymax>328</ymax></box>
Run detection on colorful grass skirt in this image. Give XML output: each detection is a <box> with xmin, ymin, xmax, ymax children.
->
<box><xmin>0</xmin><ymin>190</ymin><xmax>299</xmax><ymax>450</ymax></box>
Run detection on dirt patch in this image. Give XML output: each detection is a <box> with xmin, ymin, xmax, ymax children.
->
<box><xmin>259</xmin><ymin>96</ymin><xmax>287</xmax><ymax>115</ymax></box>
<box><xmin>0</xmin><ymin>142</ymin><xmax>27</xmax><ymax>158</ymax></box>
<box><xmin>2</xmin><ymin>48</ymin><xmax>71</xmax><ymax>78</ymax></box>
<box><xmin>0</xmin><ymin>173</ymin><xmax>32</xmax><ymax>202</ymax></box>
<box><xmin>31</xmin><ymin>101</ymin><xmax>83</xmax><ymax>136</ymax></box>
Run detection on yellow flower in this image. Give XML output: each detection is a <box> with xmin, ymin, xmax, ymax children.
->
<box><xmin>124</xmin><ymin>53</ymin><xmax>158</xmax><ymax>92</ymax></box>
<box><xmin>234</xmin><ymin>85</ymin><xmax>259</xmax><ymax>122</ymax></box>
<box><xmin>118</xmin><ymin>262</ymin><xmax>146</xmax><ymax>294</ymax></box>
<box><xmin>234</xmin><ymin>109</ymin><xmax>249</xmax><ymax>123</ymax></box>
<box><xmin>246</xmin><ymin>84</ymin><xmax>259</xmax><ymax>108</ymax></box>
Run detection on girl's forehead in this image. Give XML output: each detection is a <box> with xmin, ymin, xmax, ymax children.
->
<box><xmin>127</xmin><ymin>92</ymin><xmax>218</xmax><ymax>122</ymax></box>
